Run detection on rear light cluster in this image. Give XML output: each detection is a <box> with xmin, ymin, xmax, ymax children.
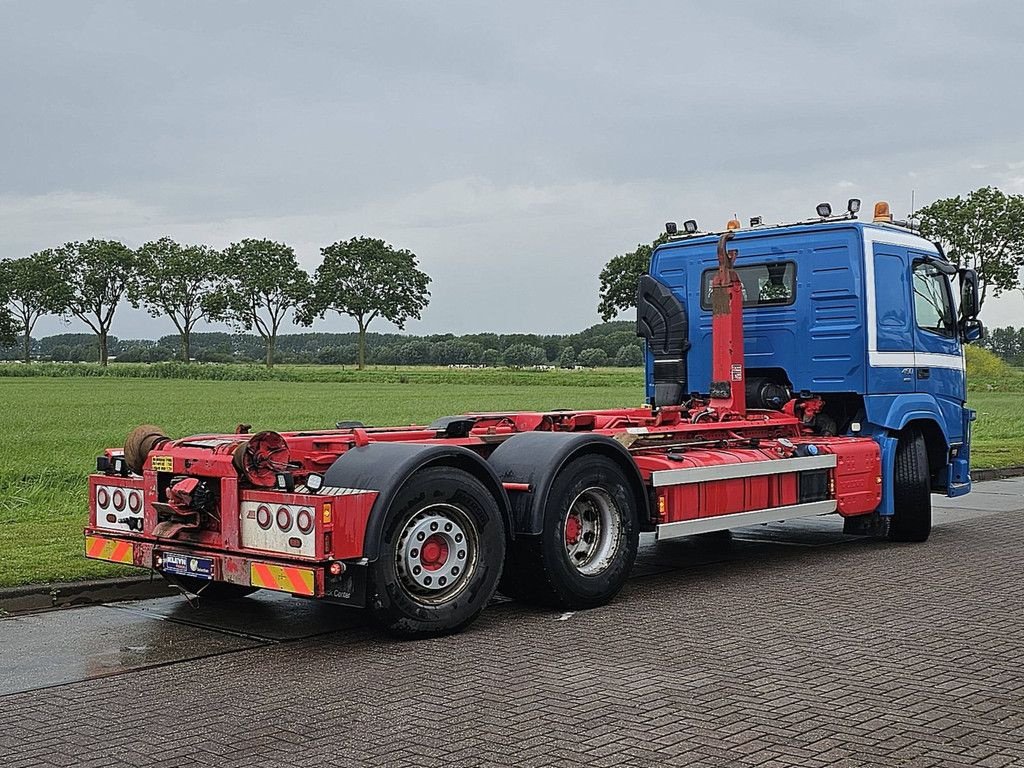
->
<box><xmin>255</xmin><ymin>504</ymin><xmax>315</xmax><ymax>535</ymax></box>
<box><xmin>94</xmin><ymin>484</ymin><xmax>145</xmax><ymax>532</ymax></box>
<box><xmin>96</xmin><ymin>485</ymin><xmax>143</xmax><ymax>515</ymax></box>
<box><xmin>240</xmin><ymin>500</ymin><xmax>320</xmax><ymax>557</ymax></box>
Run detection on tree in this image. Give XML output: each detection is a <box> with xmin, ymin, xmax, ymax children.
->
<box><xmin>916</xmin><ymin>187</ymin><xmax>1024</xmax><ymax>309</ymax></box>
<box><xmin>206</xmin><ymin>239</ymin><xmax>310</xmax><ymax>368</ymax></box>
<box><xmin>0</xmin><ymin>252</ymin><xmax>72</xmax><ymax>363</ymax></box>
<box><xmin>578</xmin><ymin>347</ymin><xmax>608</xmax><ymax>368</ymax></box>
<box><xmin>615</xmin><ymin>344</ymin><xmax>644</xmax><ymax>367</ymax></box>
<box><xmin>597</xmin><ymin>233</ymin><xmax>670</xmax><ymax>321</ymax></box>
<box><xmin>56</xmin><ymin>240</ymin><xmax>136</xmax><ymax>365</ymax></box>
<box><xmin>134</xmin><ymin>238</ymin><xmax>220</xmax><ymax>363</ymax></box>
<box><xmin>558</xmin><ymin>346</ymin><xmax>577</xmax><ymax>369</ymax></box>
<box><xmin>503</xmin><ymin>343</ymin><xmax>546</xmax><ymax>367</ymax></box>
<box><xmin>299</xmin><ymin>237</ymin><xmax>431</xmax><ymax>369</ymax></box>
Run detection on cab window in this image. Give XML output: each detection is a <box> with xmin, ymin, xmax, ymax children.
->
<box><xmin>701</xmin><ymin>262</ymin><xmax>796</xmax><ymax>310</ymax></box>
<box><xmin>912</xmin><ymin>262</ymin><xmax>955</xmax><ymax>337</ymax></box>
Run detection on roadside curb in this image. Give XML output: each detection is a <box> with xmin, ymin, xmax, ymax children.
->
<box><xmin>972</xmin><ymin>465</ymin><xmax>1024</xmax><ymax>482</ymax></box>
<box><xmin>0</xmin><ymin>574</ymin><xmax>177</xmax><ymax>616</ymax></box>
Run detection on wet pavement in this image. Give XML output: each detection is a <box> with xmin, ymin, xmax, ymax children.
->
<box><xmin>2</xmin><ymin>478</ymin><xmax>1022</xmax><ymax>766</ymax></box>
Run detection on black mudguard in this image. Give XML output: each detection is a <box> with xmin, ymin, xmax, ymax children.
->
<box><xmin>323</xmin><ymin>442</ymin><xmax>513</xmax><ymax>561</ymax></box>
<box><xmin>487</xmin><ymin>432</ymin><xmax>651</xmax><ymax>535</ymax></box>
<box><xmin>636</xmin><ymin>273</ymin><xmax>689</xmax><ymax>406</ymax></box>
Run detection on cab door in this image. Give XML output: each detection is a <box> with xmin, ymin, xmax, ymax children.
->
<box><xmin>910</xmin><ymin>257</ymin><xmax>966</xmax><ymax>443</ymax></box>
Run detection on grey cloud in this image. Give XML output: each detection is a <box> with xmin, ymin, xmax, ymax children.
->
<box><xmin>4</xmin><ymin>0</ymin><xmax>1024</xmax><ymax>338</ymax></box>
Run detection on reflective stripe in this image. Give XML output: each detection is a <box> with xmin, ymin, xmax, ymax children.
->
<box><xmin>85</xmin><ymin>535</ymin><xmax>135</xmax><ymax>564</ymax></box>
<box><xmin>249</xmin><ymin>562</ymin><xmax>315</xmax><ymax>595</ymax></box>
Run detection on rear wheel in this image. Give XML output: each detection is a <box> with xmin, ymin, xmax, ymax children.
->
<box><xmin>502</xmin><ymin>454</ymin><xmax>639</xmax><ymax>608</ymax></box>
<box><xmin>888</xmin><ymin>428</ymin><xmax>932</xmax><ymax>542</ymax></box>
<box><xmin>367</xmin><ymin>466</ymin><xmax>505</xmax><ymax>638</ymax></box>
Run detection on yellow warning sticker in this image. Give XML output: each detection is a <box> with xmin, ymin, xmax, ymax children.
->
<box><xmin>151</xmin><ymin>455</ymin><xmax>174</xmax><ymax>472</ymax></box>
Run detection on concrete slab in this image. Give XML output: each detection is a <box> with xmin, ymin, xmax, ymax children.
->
<box><xmin>0</xmin><ymin>606</ymin><xmax>264</xmax><ymax>696</ymax></box>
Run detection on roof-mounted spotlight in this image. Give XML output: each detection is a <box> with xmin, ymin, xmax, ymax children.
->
<box><xmin>816</xmin><ymin>202</ymin><xmax>832</xmax><ymax>218</ymax></box>
<box><xmin>683</xmin><ymin>219</ymin><xmax>698</xmax><ymax>234</ymax></box>
<box><xmin>665</xmin><ymin>221</ymin><xmax>677</xmax><ymax>235</ymax></box>
<box><xmin>749</xmin><ymin>216</ymin><xmax>763</xmax><ymax>227</ymax></box>
<box><xmin>847</xmin><ymin>198</ymin><xmax>861</xmax><ymax>215</ymax></box>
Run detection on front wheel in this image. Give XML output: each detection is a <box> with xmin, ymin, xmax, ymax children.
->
<box><xmin>367</xmin><ymin>466</ymin><xmax>506</xmax><ymax>638</ymax></box>
<box><xmin>888</xmin><ymin>428</ymin><xmax>932</xmax><ymax>542</ymax></box>
<box><xmin>502</xmin><ymin>454</ymin><xmax>639</xmax><ymax>608</ymax></box>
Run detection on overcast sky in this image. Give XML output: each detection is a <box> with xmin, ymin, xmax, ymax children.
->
<box><xmin>2</xmin><ymin>0</ymin><xmax>1023</xmax><ymax>340</ymax></box>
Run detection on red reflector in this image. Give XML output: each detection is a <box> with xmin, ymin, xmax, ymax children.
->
<box><xmin>288</xmin><ymin>537</ymin><xmax>302</xmax><ymax>548</ymax></box>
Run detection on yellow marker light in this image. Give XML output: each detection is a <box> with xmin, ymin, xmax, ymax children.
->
<box><xmin>726</xmin><ymin>218</ymin><xmax>741</xmax><ymax>230</ymax></box>
<box><xmin>873</xmin><ymin>201</ymin><xmax>893</xmax><ymax>222</ymax></box>
<box><xmin>322</xmin><ymin>502</ymin><xmax>332</xmax><ymax>524</ymax></box>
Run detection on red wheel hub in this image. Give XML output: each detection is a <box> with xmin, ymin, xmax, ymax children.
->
<box><xmin>565</xmin><ymin>514</ymin><xmax>582</xmax><ymax>545</ymax></box>
<box><xmin>420</xmin><ymin>534</ymin><xmax>449</xmax><ymax>572</ymax></box>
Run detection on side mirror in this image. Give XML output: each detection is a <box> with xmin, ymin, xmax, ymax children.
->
<box><xmin>961</xmin><ymin>318</ymin><xmax>984</xmax><ymax>344</ymax></box>
<box><xmin>959</xmin><ymin>268</ymin><xmax>980</xmax><ymax>319</ymax></box>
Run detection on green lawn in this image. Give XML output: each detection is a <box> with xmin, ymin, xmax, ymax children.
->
<box><xmin>0</xmin><ymin>376</ymin><xmax>640</xmax><ymax>587</ymax></box>
<box><xmin>0</xmin><ymin>374</ymin><xmax>1017</xmax><ymax>587</ymax></box>
<box><xmin>969</xmin><ymin>392</ymin><xmax>1024</xmax><ymax>468</ymax></box>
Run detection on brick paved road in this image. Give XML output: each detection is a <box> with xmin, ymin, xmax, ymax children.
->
<box><xmin>2</xmin><ymin>481</ymin><xmax>1023</xmax><ymax>767</ymax></box>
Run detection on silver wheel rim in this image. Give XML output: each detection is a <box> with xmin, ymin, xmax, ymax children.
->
<box><xmin>562</xmin><ymin>487</ymin><xmax>622</xmax><ymax>576</ymax></box>
<box><xmin>395</xmin><ymin>503</ymin><xmax>478</xmax><ymax>604</ymax></box>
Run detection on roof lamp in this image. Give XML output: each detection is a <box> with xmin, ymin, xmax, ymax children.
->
<box><xmin>816</xmin><ymin>202</ymin><xmax>832</xmax><ymax>218</ymax></box>
<box><xmin>683</xmin><ymin>219</ymin><xmax>698</xmax><ymax>234</ymax></box>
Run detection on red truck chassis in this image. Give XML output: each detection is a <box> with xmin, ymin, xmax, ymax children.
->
<box><xmin>86</xmin><ymin>233</ymin><xmax>883</xmax><ymax>636</ymax></box>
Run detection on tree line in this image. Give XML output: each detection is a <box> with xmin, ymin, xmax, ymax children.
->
<box><xmin>0</xmin><ymin>323</ymin><xmax>645</xmax><ymax>368</ymax></box>
<box><xmin>0</xmin><ymin>237</ymin><xmax>431</xmax><ymax>369</ymax></box>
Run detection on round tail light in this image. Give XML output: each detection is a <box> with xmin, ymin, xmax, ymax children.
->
<box><xmin>296</xmin><ymin>508</ymin><xmax>314</xmax><ymax>535</ymax></box>
<box><xmin>256</xmin><ymin>505</ymin><xmax>272</xmax><ymax>530</ymax></box>
<box><xmin>97</xmin><ymin>488</ymin><xmax>110</xmax><ymax>508</ymax></box>
<box><xmin>112</xmin><ymin>489</ymin><xmax>126</xmax><ymax>511</ymax></box>
<box><xmin>276</xmin><ymin>506</ymin><xmax>292</xmax><ymax>532</ymax></box>
<box><xmin>128</xmin><ymin>491</ymin><xmax>142</xmax><ymax>513</ymax></box>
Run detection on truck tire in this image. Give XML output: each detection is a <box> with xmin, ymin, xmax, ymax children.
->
<box><xmin>169</xmin><ymin>576</ymin><xmax>258</xmax><ymax>600</ymax></box>
<box><xmin>367</xmin><ymin>466</ymin><xmax>505</xmax><ymax>638</ymax></box>
<box><xmin>888</xmin><ymin>428</ymin><xmax>932</xmax><ymax>543</ymax></box>
<box><xmin>502</xmin><ymin>454</ymin><xmax>639</xmax><ymax>608</ymax></box>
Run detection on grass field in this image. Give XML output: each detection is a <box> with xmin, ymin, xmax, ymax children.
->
<box><xmin>0</xmin><ymin>371</ymin><xmax>1018</xmax><ymax>587</ymax></box>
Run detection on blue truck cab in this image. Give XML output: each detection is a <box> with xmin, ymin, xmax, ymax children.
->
<box><xmin>638</xmin><ymin>202</ymin><xmax>983</xmax><ymax>514</ymax></box>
